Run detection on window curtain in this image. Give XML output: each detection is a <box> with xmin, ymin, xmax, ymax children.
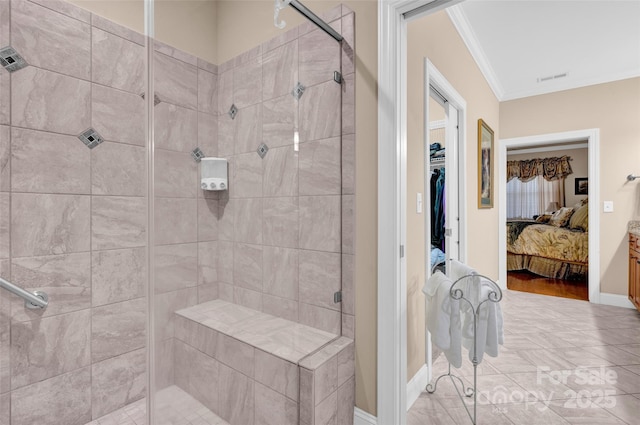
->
<box><xmin>507</xmin><ymin>155</ymin><xmax>573</xmax><ymax>182</ymax></box>
<box><xmin>507</xmin><ymin>175</ymin><xmax>565</xmax><ymax>219</ymax></box>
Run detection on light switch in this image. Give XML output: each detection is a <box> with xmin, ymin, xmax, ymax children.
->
<box><xmin>417</xmin><ymin>193</ymin><xmax>423</xmax><ymax>214</ymax></box>
<box><xmin>603</xmin><ymin>201</ymin><xmax>614</xmax><ymax>213</ymax></box>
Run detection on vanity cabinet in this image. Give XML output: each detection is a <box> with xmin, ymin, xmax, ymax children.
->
<box><xmin>629</xmin><ymin>233</ymin><xmax>640</xmax><ymax>311</ymax></box>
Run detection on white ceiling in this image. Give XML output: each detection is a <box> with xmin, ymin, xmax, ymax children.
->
<box><xmin>447</xmin><ymin>0</ymin><xmax>640</xmax><ymax>101</ymax></box>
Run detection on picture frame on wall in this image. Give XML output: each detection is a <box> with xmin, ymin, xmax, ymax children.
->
<box><xmin>478</xmin><ymin>119</ymin><xmax>494</xmax><ymax>209</ymax></box>
<box><xmin>575</xmin><ymin>177</ymin><xmax>588</xmax><ymax>195</ymax></box>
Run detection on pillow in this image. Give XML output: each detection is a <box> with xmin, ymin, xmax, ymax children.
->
<box><xmin>549</xmin><ymin>207</ymin><xmax>574</xmax><ymax>227</ymax></box>
<box><xmin>569</xmin><ymin>203</ymin><xmax>588</xmax><ymax>231</ymax></box>
<box><xmin>536</xmin><ymin>214</ymin><xmax>552</xmax><ymax>223</ymax></box>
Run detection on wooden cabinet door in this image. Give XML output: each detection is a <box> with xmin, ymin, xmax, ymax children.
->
<box><xmin>630</xmin><ymin>245</ymin><xmax>640</xmax><ymax>311</ymax></box>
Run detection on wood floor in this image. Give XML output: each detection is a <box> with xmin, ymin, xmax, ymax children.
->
<box><xmin>507</xmin><ymin>270</ymin><xmax>588</xmax><ymax>301</ymax></box>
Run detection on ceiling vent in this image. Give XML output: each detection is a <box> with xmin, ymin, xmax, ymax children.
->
<box><xmin>537</xmin><ymin>73</ymin><xmax>568</xmax><ymax>83</ymax></box>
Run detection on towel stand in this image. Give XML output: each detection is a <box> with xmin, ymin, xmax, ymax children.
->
<box><xmin>426</xmin><ymin>272</ymin><xmax>502</xmax><ymax>425</ymax></box>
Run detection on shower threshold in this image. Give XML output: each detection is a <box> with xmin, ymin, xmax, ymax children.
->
<box><xmin>85</xmin><ymin>385</ymin><xmax>228</xmax><ymax>425</ymax></box>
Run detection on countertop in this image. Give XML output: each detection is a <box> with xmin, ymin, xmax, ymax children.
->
<box><xmin>629</xmin><ymin>221</ymin><xmax>640</xmax><ymax>236</ymax></box>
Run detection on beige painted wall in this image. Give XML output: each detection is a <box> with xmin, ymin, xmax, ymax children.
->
<box><xmin>405</xmin><ymin>10</ymin><xmax>500</xmax><ymax>381</ymax></box>
<box><xmin>508</xmin><ymin>147</ymin><xmax>589</xmax><ymax>209</ymax></box>
<box><xmin>66</xmin><ymin>0</ymin><xmax>380</xmax><ymax>415</ymax></box>
<box><xmin>501</xmin><ymin>77</ymin><xmax>640</xmax><ymax>295</ymax></box>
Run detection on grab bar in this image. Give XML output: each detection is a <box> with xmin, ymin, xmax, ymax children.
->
<box><xmin>0</xmin><ymin>277</ymin><xmax>48</xmax><ymax>309</ymax></box>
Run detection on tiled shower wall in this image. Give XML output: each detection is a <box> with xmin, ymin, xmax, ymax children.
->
<box><xmin>0</xmin><ymin>0</ymin><xmax>219</xmax><ymax>423</ymax></box>
<box><xmin>215</xmin><ymin>6</ymin><xmax>355</xmax><ymax>337</ymax></box>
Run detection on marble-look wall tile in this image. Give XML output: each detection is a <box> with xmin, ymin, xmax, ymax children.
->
<box><xmin>11</xmin><ymin>309</ymin><xmax>91</xmax><ymax>389</ymax></box>
<box><xmin>11</xmin><ymin>367</ymin><xmax>91</xmax><ymax>425</ymax></box>
<box><xmin>342</xmin><ymin>314</ymin><xmax>354</xmax><ymax>339</ymax></box>
<box><xmin>341</xmin><ymin>13</ymin><xmax>355</xmax><ymax>76</ymax></box>
<box><xmin>0</xmin><ymin>259</ymin><xmax>9</xmax><ymax>323</ymax></box>
<box><xmin>155</xmin><ymin>149</ymin><xmax>198</xmax><ymax>198</ymax></box>
<box><xmin>0</xmin><ymin>194</ymin><xmax>8</xmax><ymax>259</ymax></box>
<box><xmin>299</xmin><ymin>25</ymin><xmax>340</xmax><ymax>87</ymax></box>
<box><xmin>342</xmin><ymin>254</ymin><xmax>354</xmax><ymax>316</ymax></box>
<box><xmin>262</xmin><ymin>294</ymin><xmax>298</xmax><ymax>322</ymax></box>
<box><xmin>92</xmin><ymin>142</ymin><xmax>146</xmax><ymax>196</ymax></box>
<box><xmin>29</xmin><ymin>0</ymin><xmax>90</xmax><ymax>22</ymax></box>
<box><xmin>231</xmin><ymin>152</ymin><xmax>263</xmax><ymax>198</ymax></box>
<box><xmin>254</xmin><ymin>349</ymin><xmax>299</xmax><ymax>401</ymax></box>
<box><xmin>154</xmin><ymin>40</ymin><xmax>197</xmax><ymax>67</ymax></box>
<box><xmin>0</xmin><ymin>126</ymin><xmax>8</xmax><ymax>192</ymax></box>
<box><xmin>217</xmin><ymin>115</ymin><xmax>235</xmax><ymax>158</ymax></box>
<box><xmin>217</xmin><ymin>69</ymin><xmax>234</xmax><ymax>116</ymax></box>
<box><xmin>235</xmin><ymin>103</ymin><xmax>262</xmax><ymax>154</ymax></box>
<box><xmin>154</xmin><ymin>288</ymin><xmax>197</xmax><ymax>341</ymax></box>
<box><xmin>11</xmin><ymin>0</ymin><xmax>90</xmax><ymax>79</ymax></box>
<box><xmin>0</xmin><ymin>64</ymin><xmax>7</xmax><ymax>125</ymax></box>
<box><xmin>198</xmin><ymin>58</ymin><xmax>217</xmax><ymax>74</ymax></box>
<box><xmin>155</xmin><ymin>337</ymin><xmax>174</xmax><ymax>390</ymax></box>
<box><xmin>11</xmin><ymin>127</ymin><xmax>90</xmax><ymax>194</ymax></box>
<box><xmin>174</xmin><ymin>315</ymin><xmax>217</xmax><ymax>358</ymax></box>
<box><xmin>11</xmin><ymin>253</ymin><xmax>90</xmax><ymax>321</ymax></box>
<box><xmin>299</xmin><ymin>250</ymin><xmax>341</xmax><ymax>311</ymax></box>
<box><xmin>337</xmin><ymin>377</ymin><xmax>355</xmax><ymax>425</ymax></box>
<box><xmin>263</xmin><ymin>197</ymin><xmax>298</xmax><ymax>249</ymax></box>
<box><xmin>91</xmin><ymin>348</ymin><xmax>146</xmax><ymax>419</ymax></box>
<box><xmin>342</xmin><ymin>133</ymin><xmax>355</xmax><ymax>195</ymax></box>
<box><xmin>337</xmin><ymin>342</ymin><xmax>355</xmax><ymax>388</ymax></box>
<box><xmin>217</xmin><ymin>240</ymin><xmax>234</xmax><ymax>284</ymax></box>
<box><xmin>234</xmin><ymin>198</ymin><xmax>262</xmax><ymax>244</ymax></box>
<box><xmin>92</xmin><ymin>27</ymin><xmax>145</xmax><ymax>94</ymax></box>
<box><xmin>174</xmin><ymin>339</ymin><xmax>219</xmax><ymax>413</ymax></box>
<box><xmin>299</xmin><ymin>367</ymin><xmax>314</xmax><ymax>425</ymax></box>
<box><xmin>198</xmin><ymin>241</ymin><xmax>218</xmax><ymax>293</ymax></box>
<box><xmin>155</xmin><ymin>102</ymin><xmax>198</xmax><ymax>152</ymax></box>
<box><xmin>92</xmin><ymin>84</ymin><xmax>145</xmax><ymax>146</ymax></box>
<box><xmin>300</xmin><ymin>303</ymin><xmax>341</xmax><ymax>336</ymax></box>
<box><xmin>92</xmin><ymin>248</ymin><xmax>145</xmax><ymax>307</ymax></box>
<box><xmin>234</xmin><ymin>57</ymin><xmax>262</xmax><ymax>108</ymax></box>
<box><xmin>154</xmin><ymin>52</ymin><xmax>198</xmax><ymax>110</ymax></box>
<box><xmin>255</xmin><ymin>383</ymin><xmax>298</xmax><ymax>425</ymax></box>
<box><xmin>262</xmin><ymin>26</ymin><xmax>298</xmax><ymax>54</ymax></box>
<box><xmin>155</xmin><ymin>243</ymin><xmax>198</xmax><ymax>294</ymax></box>
<box><xmin>154</xmin><ymin>198</ymin><xmax>197</xmax><ymax>245</ymax></box>
<box><xmin>217</xmin><ymin>333</ymin><xmax>254</xmax><ymax>377</ymax></box>
<box><xmin>198</xmin><ymin>198</ymin><xmax>218</xmax><ymax>241</ymax></box>
<box><xmin>299</xmin><ymin>137</ymin><xmax>341</xmax><ymax>196</ymax></box>
<box><xmin>92</xmin><ymin>298</ymin><xmax>146</xmax><ymax>362</ymax></box>
<box><xmin>12</xmin><ymin>66</ymin><xmax>90</xmax><ymax>135</ymax></box>
<box><xmin>262</xmin><ymin>41</ymin><xmax>298</xmax><ymax>101</ymax></box>
<box><xmin>92</xmin><ymin>196</ymin><xmax>146</xmax><ymax>250</ymax></box>
<box><xmin>0</xmin><ymin>325</ymin><xmax>8</xmax><ymax>394</ymax></box>
<box><xmin>234</xmin><ymin>286</ymin><xmax>263</xmax><ymax>311</ymax></box>
<box><xmin>12</xmin><ymin>193</ymin><xmax>90</xmax><ymax>257</ymax></box>
<box><xmin>218</xmin><ymin>198</ymin><xmax>234</xmax><ymax>241</ymax></box>
<box><xmin>198</xmin><ymin>69</ymin><xmax>217</xmax><ymax>114</ymax></box>
<box><xmin>262</xmin><ymin>94</ymin><xmax>296</xmax><ymax>149</ymax></box>
<box><xmin>299</xmin><ymin>80</ymin><xmax>341</xmax><ymax>143</ymax></box>
<box><xmin>342</xmin><ymin>73</ymin><xmax>355</xmax><ymax>135</ymax></box>
<box><xmin>218</xmin><ymin>363</ymin><xmax>255</xmax><ymax>425</ymax></box>
<box><xmin>342</xmin><ymin>195</ymin><xmax>355</xmax><ymax>254</ymax></box>
<box><xmin>315</xmin><ymin>391</ymin><xmax>337</xmax><ymax>425</ymax></box>
<box><xmin>263</xmin><ymin>246</ymin><xmax>298</xmax><ymax>301</ymax></box>
<box><xmin>198</xmin><ymin>112</ymin><xmax>218</xmax><ymax>157</ymax></box>
<box><xmin>299</xmin><ymin>196</ymin><xmax>341</xmax><ymax>252</ymax></box>
<box><xmin>263</xmin><ymin>146</ymin><xmax>298</xmax><ymax>197</ymax></box>
<box><xmin>0</xmin><ymin>392</ymin><xmax>6</xmax><ymax>425</ymax></box>
<box><xmin>91</xmin><ymin>14</ymin><xmax>144</xmax><ymax>45</ymax></box>
<box><xmin>233</xmin><ymin>243</ymin><xmax>262</xmax><ymax>292</ymax></box>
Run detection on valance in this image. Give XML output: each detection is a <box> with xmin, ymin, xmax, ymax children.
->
<box><xmin>506</xmin><ymin>155</ymin><xmax>573</xmax><ymax>182</ymax></box>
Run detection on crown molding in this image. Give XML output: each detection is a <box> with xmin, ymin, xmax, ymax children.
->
<box><xmin>446</xmin><ymin>5</ymin><xmax>504</xmax><ymax>101</ymax></box>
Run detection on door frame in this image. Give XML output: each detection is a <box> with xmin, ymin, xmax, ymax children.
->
<box><xmin>377</xmin><ymin>1</ymin><xmax>463</xmax><ymax>423</ymax></box>
<box><xmin>497</xmin><ymin>129</ymin><xmax>601</xmax><ymax>302</ymax></box>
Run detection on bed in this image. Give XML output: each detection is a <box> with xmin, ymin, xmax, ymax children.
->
<box><xmin>506</xmin><ymin>202</ymin><xmax>589</xmax><ymax>280</ymax></box>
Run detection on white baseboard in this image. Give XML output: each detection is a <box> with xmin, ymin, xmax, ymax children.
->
<box><xmin>354</xmin><ymin>407</ymin><xmax>377</xmax><ymax>425</ymax></box>
<box><xmin>406</xmin><ymin>364</ymin><xmax>429</xmax><ymax>410</ymax></box>
<box><xmin>598</xmin><ymin>292</ymin><xmax>635</xmax><ymax>309</ymax></box>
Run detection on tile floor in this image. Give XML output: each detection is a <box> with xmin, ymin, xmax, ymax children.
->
<box><xmin>86</xmin><ymin>385</ymin><xmax>227</xmax><ymax>425</ymax></box>
<box><xmin>409</xmin><ymin>289</ymin><xmax>640</xmax><ymax>425</ymax></box>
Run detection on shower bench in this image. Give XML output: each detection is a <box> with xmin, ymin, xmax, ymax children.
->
<box><xmin>173</xmin><ymin>300</ymin><xmax>355</xmax><ymax>425</ymax></box>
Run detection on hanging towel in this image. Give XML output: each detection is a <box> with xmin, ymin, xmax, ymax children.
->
<box><xmin>423</xmin><ymin>271</ymin><xmax>462</xmax><ymax>368</ymax></box>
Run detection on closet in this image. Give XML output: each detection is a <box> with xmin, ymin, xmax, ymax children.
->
<box><xmin>429</xmin><ymin>95</ymin><xmax>447</xmax><ymax>272</ymax></box>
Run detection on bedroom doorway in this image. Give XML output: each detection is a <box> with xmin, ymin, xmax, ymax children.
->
<box><xmin>498</xmin><ymin>129</ymin><xmax>601</xmax><ymax>303</ymax></box>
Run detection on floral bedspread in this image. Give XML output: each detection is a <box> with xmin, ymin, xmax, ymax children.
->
<box><xmin>507</xmin><ymin>224</ymin><xmax>588</xmax><ymax>264</ymax></box>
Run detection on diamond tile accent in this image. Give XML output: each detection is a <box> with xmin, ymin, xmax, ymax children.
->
<box><xmin>78</xmin><ymin>128</ymin><xmax>105</xmax><ymax>149</ymax></box>
<box><xmin>140</xmin><ymin>92</ymin><xmax>162</xmax><ymax>106</ymax></box>
<box><xmin>228</xmin><ymin>104</ymin><xmax>238</xmax><ymax>120</ymax></box>
<box><xmin>292</xmin><ymin>82</ymin><xmax>306</xmax><ymax>100</ymax></box>
<box><xmin>257</xmin><ymin>143</ymin><xmax>269</xmax><ymax>159</ymax></box>
<box><xmin>0</xmin><ymin>46</ymin><xmax>28</xmax><ymax>73</ymax></box>
<box><xmin>191</xmin><ymin>147</ymin><xmax>205</xmax><ymax>162</ymax></box>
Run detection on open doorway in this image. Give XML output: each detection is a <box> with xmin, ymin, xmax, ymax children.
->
<box><xmin>505</xmin><ymin>142</ymin><xmax>589</xmax><ymax>300</ymax></box>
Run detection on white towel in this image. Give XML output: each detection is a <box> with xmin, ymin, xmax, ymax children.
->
<box><xmin>423</xmin><ymin>271</ymin><xmax>462</xmax><ymax>367</ymax></box>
